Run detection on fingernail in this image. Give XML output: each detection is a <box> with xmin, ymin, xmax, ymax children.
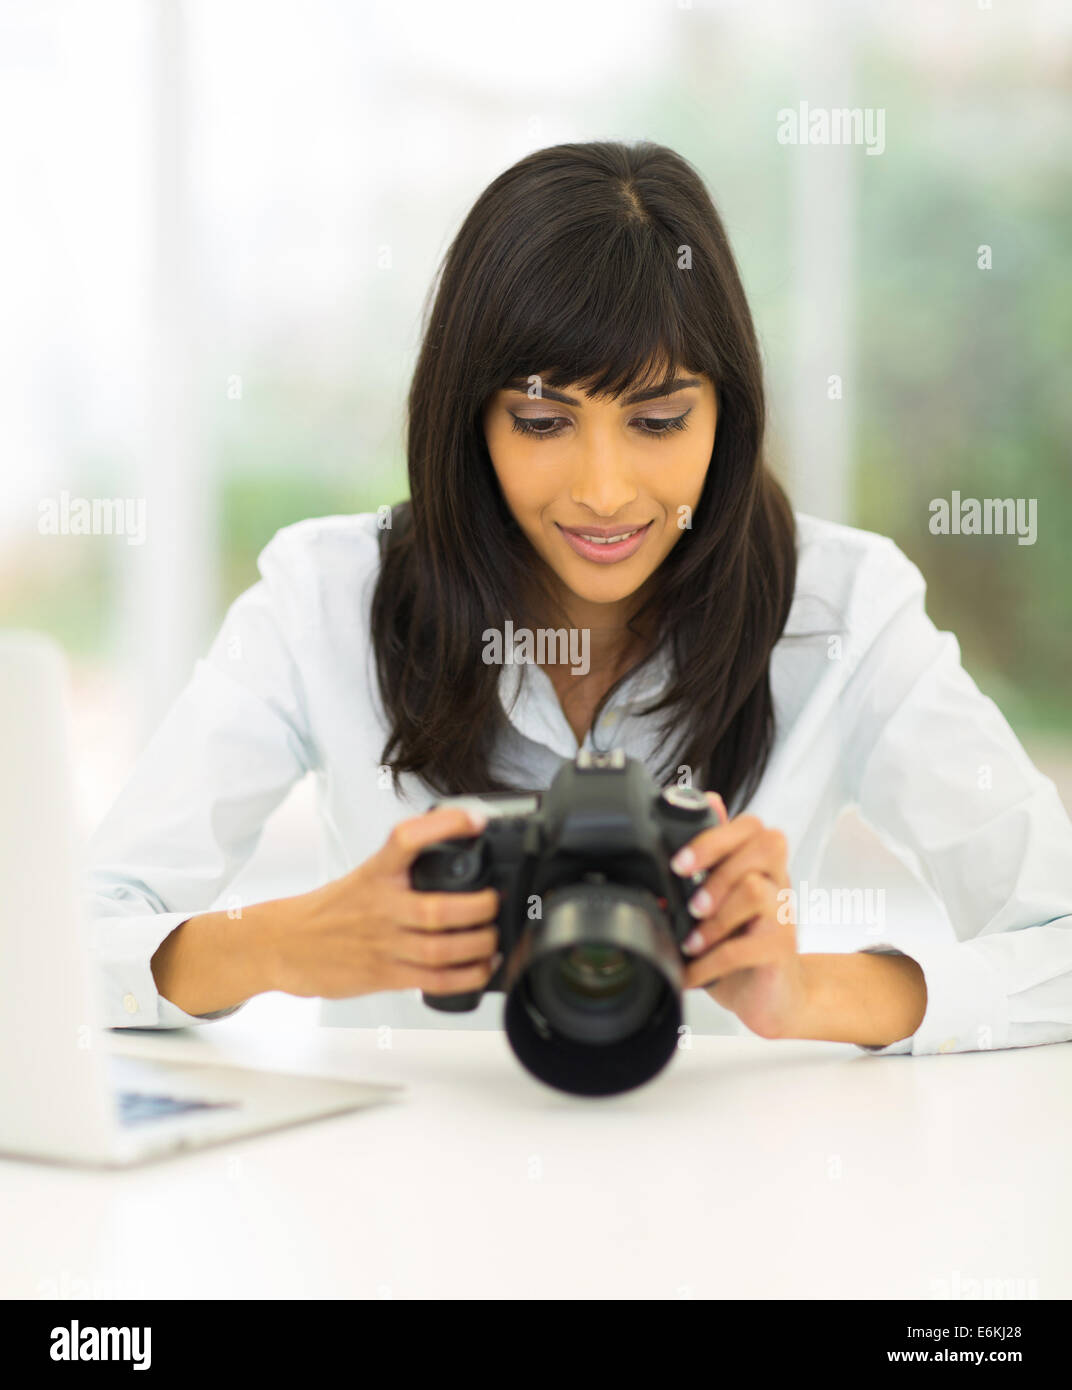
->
<box><xmin>670</xmin><ymin>847</ymin><xmax>696</xmax><ymax>874</ymax></box>
<box><xmin>682</xmin><ymin>929</ymin><xmax>705</xmax><ymax>956</ymax></box>
<box><xmin>709</xmin><ymin>792</ymin><xmax>727</xmax><ymax>822</ymax></box>
<box><xmin>688</xmin><ymin>888</ymin><xmax>712</xmax><ymax>917</ymax></box>
<box><xmin>490</xmin><ymin>952</ymin><xmax>503</xmax><ymax>972</ymax></box>
<box><xmin>466</xmin><ymin>806</ymin><xmax>488</xmax><ymax>831</ymax></box>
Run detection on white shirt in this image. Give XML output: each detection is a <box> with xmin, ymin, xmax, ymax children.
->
<box><xmin>85</xmin><ymin>510</ymin><xmax>1072</xmax><ymax>1056</ymax></box>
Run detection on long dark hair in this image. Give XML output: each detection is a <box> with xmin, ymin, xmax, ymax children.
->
<box><xmin>371</xmin><ymin>139</ymin><xmax>797</xmax><ymax>811</ymax></box>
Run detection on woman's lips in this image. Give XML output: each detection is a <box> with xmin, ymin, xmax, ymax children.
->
<box><xmin>556</xmin><ymin>521</ymin><xmax>653</xmax><ymax>564</ymax></box>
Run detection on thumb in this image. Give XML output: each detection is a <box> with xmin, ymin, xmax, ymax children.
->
<box><xmin>372</xmin><ymin>803</ymin><xmax>487</xmax><ymax>877</ymax></box>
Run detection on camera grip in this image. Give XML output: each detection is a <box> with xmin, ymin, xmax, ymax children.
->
<box><xmin>411</xmin><ymin>839</ymin><xmax>489</xmax><ymax>1014</ymax></box>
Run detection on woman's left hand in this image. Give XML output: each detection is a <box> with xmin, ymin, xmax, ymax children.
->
<box><xmin>669</xmin><ymin>793</ymin><xmax>808</xmax><ymax>1040</ymax></box>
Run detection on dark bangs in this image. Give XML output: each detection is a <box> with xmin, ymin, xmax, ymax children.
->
<box><xmin>449</xmin><ymin>150</ymin><xmax>731</xmax><ymax>424</ymax></box>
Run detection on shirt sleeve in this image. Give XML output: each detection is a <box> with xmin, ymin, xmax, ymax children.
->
<box><xmin>85</xmin><ymin>527</ymin><xmax>320</xmax><ymax>1029</ymax></box>
<box><xmin>839</xmin><ymin>541</ymin><xmax>1072</xmax><ymax>1057</ymax></box>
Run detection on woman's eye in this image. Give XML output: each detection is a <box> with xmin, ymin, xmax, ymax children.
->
<box><xmin>637</xmin><ymin>410</ymin><xmax>691</xmax><ymax>437</ymax></box>
<box><xmin>510</xmin><ymin>415</ymin><xmax>566</xmax><ymax>438</ymax></box>
<box><xmin>508</xmin><ymin>409</ymin><xmax>692</xmax><ymax>441</ymax></box>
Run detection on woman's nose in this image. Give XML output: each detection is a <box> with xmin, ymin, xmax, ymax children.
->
<box><xmin>569</xmin><ymin>443</ymin><xmax>639</xmax><ymax>517</ymax></box>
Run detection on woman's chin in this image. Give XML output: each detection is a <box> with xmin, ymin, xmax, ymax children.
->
<box><xmin>554</xmin><ymin>559</ymin><xmax>655</xmax><ymax>607</ymax></box>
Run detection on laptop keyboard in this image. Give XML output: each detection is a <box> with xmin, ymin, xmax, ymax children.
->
<box><xmin>116</xmin><ymin>1090</ymin><xmax>241</xmax><ymax>1128</ymax></box>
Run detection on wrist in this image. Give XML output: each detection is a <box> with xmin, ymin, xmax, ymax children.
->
<box><xmin>240</xmin><ymin>895</ymin><xmax>293</xmax><ymax>996</ymax></box>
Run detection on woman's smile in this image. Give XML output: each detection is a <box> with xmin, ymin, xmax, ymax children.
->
<box><xmin>555</xmin><ymin>519</ymin><xmax>653</xmax><ymax>564</ymax></box>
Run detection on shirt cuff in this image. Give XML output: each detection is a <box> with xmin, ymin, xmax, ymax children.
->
<box><xmin>88</xmin><ymin>911</ymin><xmax>248</xmax><ymax>1030</ymax></box>
<box><xmin>853</xmin><ymin>938</ymin><xmax>1010</xmax><ymax>1057</ymax></box>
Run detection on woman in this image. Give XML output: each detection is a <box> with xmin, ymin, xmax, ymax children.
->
<box><xmin>88</xmin><ymin>140</ymin><xmax>1072</xmax><ymax>1056</ymax></box>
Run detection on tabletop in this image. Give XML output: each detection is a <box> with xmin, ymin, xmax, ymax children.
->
<box><xmin>2</xmin><ymin>1003</ymin><xmax>1068</xmax><ymax>1300</ymax></box>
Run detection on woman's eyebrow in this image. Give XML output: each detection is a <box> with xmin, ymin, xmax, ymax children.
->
<box><xmin>501</xmin><ymin>376</ymin><xmax>702</xmax><ymax>406</ymax></box>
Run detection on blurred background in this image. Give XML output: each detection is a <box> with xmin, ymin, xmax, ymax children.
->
<box><xmin>2</xmin><ymin>0</ymin><xmax>1069</xmax><ymax>1022</ymax></box>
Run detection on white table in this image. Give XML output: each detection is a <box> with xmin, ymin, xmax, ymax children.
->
<box><xmin>2</xmin><ymin>1004</ymin><xmax>1069</xmax><ymax>1300</ymax></box>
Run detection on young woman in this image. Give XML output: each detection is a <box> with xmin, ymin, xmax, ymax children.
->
<box><xmin>88</xmin><ymin>140</ymin><xmax>1072</xmax><ymax>1056</ymax></box>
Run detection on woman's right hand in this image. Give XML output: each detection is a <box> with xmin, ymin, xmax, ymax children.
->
<box><xmin>266</xmin><ymin>805</ymin><xmax>501</xmax><ymax>1001</ymax></box>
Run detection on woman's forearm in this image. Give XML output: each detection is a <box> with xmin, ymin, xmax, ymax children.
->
<box><xmin>149</xmin><ymin>901</ymin><xmax>284</xmax><ymax>1018</ymax></box>
<box><xmin>787</xmin><ymin>951</ymin><xmax>928</xmax><ymax>1048</ymax></box>
<box><xmin>151</xmin><ymin>907</ymin><xmax>928</xmax><ymax>1041</ymax></box>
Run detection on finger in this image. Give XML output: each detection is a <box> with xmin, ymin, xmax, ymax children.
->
<box><xmin>683</xmin><ymin>917</ymin><xmax>780</xmax><ymax>989</ymax></box>
<box><xmin>373</xmin><ymin>804</ymin><xmax>488</xmax><ymax>876</ymax></box>
<box><xmin>394</xmin><ymin>924</ymin><xmax>499</xmax><ymax>970</ymax></box>
<box><xmin>706</xmin><ymin>790</ymin><xmax>729</xmax><ymax>824</ymax></box>
<box><xmin>668</xmin><ymin>813</ymin><xmax>767</xmax><ymax>876</ymax></box>
<box><xmin>683</xmin><ymin>834</ymin><xmax>789</xmax><ymax>923</ymax></box>
<box><xmin>682</xmin><ymin>870</ymin><xmax>777</xmax><ymax>956</ymax></box>
<box><xmin>396</xmin><ymin>957</ymin><xmax>501</xmax><ymax>997</ymax></box>
<box><xmin>393</xmin><ymin>886</ymin><xmax>499</xmax><ymax>931</ymax></box>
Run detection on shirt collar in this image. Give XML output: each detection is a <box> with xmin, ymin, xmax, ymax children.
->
<box><xmin>497</xmin><ymin>646</ymin><xmax>674</xmax><ymax>756</ymax></box>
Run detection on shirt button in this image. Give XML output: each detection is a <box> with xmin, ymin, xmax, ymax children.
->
<box><xmin>122</xmin><ymin>993</ymin><xmax>139</xmax><ymax>1014</ymax></box>
<box><xmin>601</xmin><ymin>710</ymin><xmax>619</xmax><ymax>729</ymax></box>
<box><xmin>938</xmin><ymin>1036</ymin><xmax>957</xmax><ymax>1052</ymax></box>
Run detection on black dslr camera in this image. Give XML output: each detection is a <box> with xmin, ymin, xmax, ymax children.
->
<box><xmin>411</xmin><ymin>751</ymin><xmax>718</xmax><ymax>1097</ymax></box>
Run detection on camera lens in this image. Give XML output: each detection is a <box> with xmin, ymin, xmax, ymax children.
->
<box><xmin>528</xmin><ymin>941</ymin><xmax>662</xmax><ymax>1048</ymax></box>
<box><xmin>504</xmin><ymin>883</ymin><xmax>684</xmax><ymax>1096</ymax></box>
<box><xmin>556</xmin><ymin>944</ymin><xmax>632</xmax><ymax>1000</ymax></box>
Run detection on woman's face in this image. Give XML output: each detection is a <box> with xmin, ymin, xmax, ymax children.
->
<box><xmin>482</xmin><ymin>369</ymin><xmax>717</xmax><ymax>609</ymax></box>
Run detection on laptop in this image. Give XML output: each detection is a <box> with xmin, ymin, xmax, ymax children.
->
<box><xmin>0</xmin><ymin>631</ymin><xmax>402</xmax><ymax>1166</ymax></box>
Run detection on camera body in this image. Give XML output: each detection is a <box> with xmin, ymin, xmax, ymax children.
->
<box><xmin>410</xmin><ymin>750</ymin><xmax>718</xmax><ymax>1095</ymax></box>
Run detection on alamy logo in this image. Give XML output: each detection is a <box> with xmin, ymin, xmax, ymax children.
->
<box><xmin>929</xmin><ymin>491</ymin><xmax>1037</xmax><ymax>545</ymax></box>
<box><xmin>38</xmin><ymin>490</ymin><xmax>147</xmax><ymax>546</ymax></box>
<box><xmin>777</xmin><ymin>882</ymin><xmax>886</xmax><ymax>930</ymax></box>
<box><xmin>929</xmin><ymin>1270</ymin><xmax>1039</xmax><ymax>1300</ymax></box>
<box><xmin>50</xmin><ymin>1321</ymin><xmax>151</xmax><ymax>1369</ymax></box>
<box><xmin>482</xmin><ymin>620</ymin><xmax>590</xmax><ymax>677</ymax></box>
<box><xmin>776</xmin><ymin>101</ymin><xmax>886</xmax><ymax>155</ymax></box>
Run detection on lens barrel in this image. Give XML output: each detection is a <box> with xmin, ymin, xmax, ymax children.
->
<box><xmin>503</xmin><ymin>883</ymin><xmax>684</xmax><ymax>1096</ymax></box>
